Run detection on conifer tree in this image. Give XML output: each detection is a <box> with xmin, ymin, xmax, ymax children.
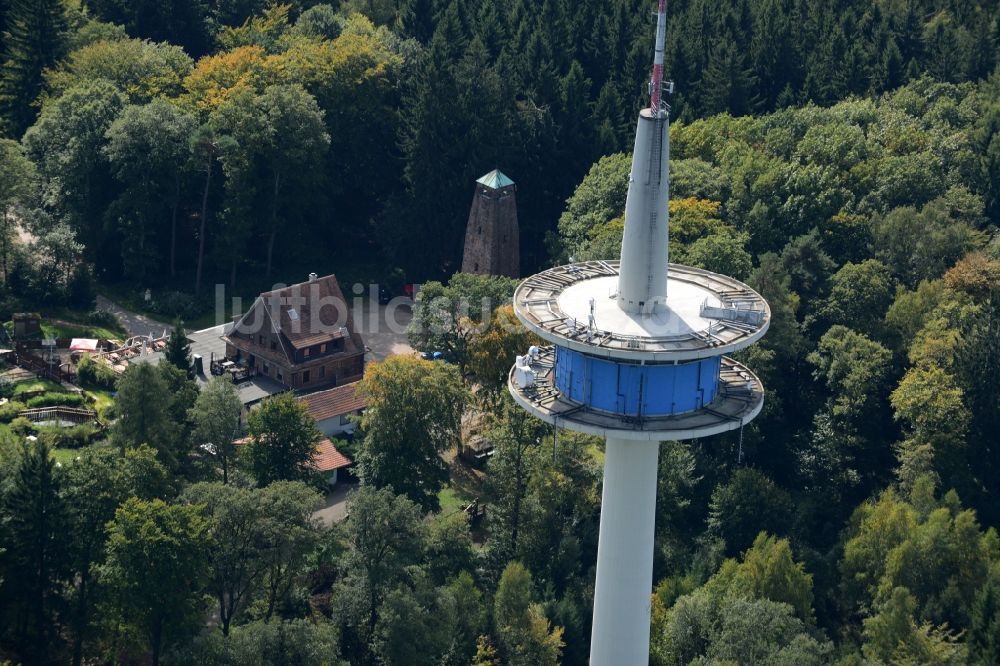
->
<box><xmin>0</xmin><ymin>440</ymin><xmax>69</xmax><ymax>661</ymax></box>
<box><xmin>164</xmin><ymin>320</ymin><xmax>193</xmax><ymax>378</ymax></box>
<box><xmin>0</xmin><ymin>0</ymin><xmax>67</xmax><ymax>136</ymax></box>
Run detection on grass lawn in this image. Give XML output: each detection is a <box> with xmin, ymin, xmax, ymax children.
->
<box><xmin>41</xmin><ymin>321</ymin><xmax>123</xmax><ymax>343</ymax></box>
<box><xmin>13</xmin><ymin>378</ymin><xmax>65</xmax><ymax>396</ymax></box>
<box><xmin>4</xmin><ymin>310</ymin><xmax>127</xmax><ymax>343</ymax></box>
<box><xmin>83</xmin><ymin>389</ymin><xmax>114</xmax><ymax>419</ymax></box>
<box><xmin>437</xmin><ymin>486</ymin><xmax>468</xmax><ymax>517</ymax></box>
<box><xmin>52</xmin><ymin>448</ymin><xmax>81</xmax><ymax>465</ymax></box>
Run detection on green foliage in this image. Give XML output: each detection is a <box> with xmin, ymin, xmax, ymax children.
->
<box><xmin>331</xmin><ymin>486</ymin><xmax>428</xmax><ymax>657</ymax></box>
<box><xmin>245</xmin><ymin>392</ymin><xmax>322</xmax><ymax>487</ymax></box>
<box><xmin>99</xmin><ymin>497</ymin><xmax>211</xmax><ymax>664</ymax></box>
<box><xmin>817</xmin><ymin>260</ymin><xmax>895</xmax><ymax>336</ymax></box>
<box><xmin>22</xmin><ymin>80</ymin><xmax>125</xmax><ymax>244</ymax></box>
<box><xmin>467</xmin><ymin>304</ymin><xmax>541</xmax><ymax>403</ymax></box>
<box><xmin>651</xmin><ymin>590</ymin><xmax>830</xmax><ymax>666</ymax></box>
<box><xmin>46</xmin><ymin>37</ymin><xmax>193</xmax><ymax>103</ymax></box>
<box><xmin>862</xmin><ymin>587</ymin><xmax>967</xmax><ymax>665</ymax></box>
<box><xmin>969</xmin><ymin>570</ymin><xmax>1000</xmax><ymax>664</ymax></box>
<box><xmin>188</xmin><ymin>376</ymin><xmax>242</xmax><ymax>483</ymax></box>
<box><xmin>0</xmin><ymin>399</ymin><xmax>26</xmax><ymax>423</ymax></box>
<box><xmin>842</xmin><ymin>483</ymin><xmax>998</xmax><ymax>642</ymax></box>
<box><xmin>0</xmin><ymin>138</ymin><xmax>34</xmax><ymax>279</ymax></box>
<box><xmin>176</xmin><ymin>618</ymin><xmax>347</xmax><ymax>666</ymax></box>
<box><xmin>74</xmin><ymin>355</ymin><xmax>117</xmax><ymax>390</ymax></box>
<box><xmin>163</xmin><ymin>321</ymin><xmax>193</xmax><ymax>377</ymax></box>
<box><xmin>36</xmin><ymin>423</ymin><xmax>97</xmax><ymax>450</ymax></box>
<box><xmin>483</xmin><ymin>397</ymin><xmax>548</xmax><ymax>569</ymax></box>
<box><xmin>217</xmin><ymin>5</ymin><xmax>292</xmax><ymax>54</ymax></box>
<box><xmin>294</xmin><ymin>4</ymin><xmax>344</xmax><ymax>41</ymax></box>
<box><xmin>60</xmin><ymin>444</ymin><xmax>168</xmax><ymax>660</ymax></box>
<box><xmin>110</xmin><ymin>362</ymin><xmax>176</xmax><ymax>468</ymax></box>
<box><xmin>809</xmin><ymin>325</ymin><xmax>892</xmax><ymax>431</ymax></box>
<box><xmin>25</xmin><ymin>392</ymin><xmax>86</xmax><ymax>408</ymax></box>
<box><xmin>706</xmin><ymin>533</ymin><xmax>816</xmax><ymax>624</ymax></box>
<box><xmin>357</xmin><ymin>354</ymin><xmax>466</xmax><ymax>511</ymax></box>
<box><xmin>371</xmin><ymin>570</ymin><xmax>484</xmax><ymax>666</ymax></box>
<box><xmin>681</xmin><ymin>228</ymin><xmax>753</xmax><ymax>280</ymax></box>
<box><xmin>103</xmin><ymin>99</ymin><xmax>196</xmax><ymax>279</ymax></box>
<box><xmin>493</xmin><ymin>562</ymin><xmax>564</xmax><ymax>666</ymax></box>
<box><xmin>0</xmin><ymin>439</ymin><xmax>69</xmax><ymax>660</ymax></box>
<box><xmin>873</xmin><ymin>196</ymin><xmax>987</xmax><ymax>289</ymax></box>
<box><xmin>0</xmin><ymin>0</ymin><xmax>68</xmax><ymax>135</ymax></box>
<box><xmin>407</xmin><ymin>273</ymin><xmax>518</xmax><ymax>375</ymax></box>
<box><xmin>891</xmin><ymin>364</ymin><xmax>972</xmax><ymax>490</ymax></box>
<box><xmin>181</xmin><ymin>481</ymin><xmax>321</xmax><ymax>632</ymax></box>
<box><xmin>556</xmin><ymin>153</ymin><xmax>630</xmax><ymax>259</ymax></box>
<box><xmin>707</xmin><ymin>468</ymin><xmax>794</xmax><ymax>557</ymax></box>
<box><xmin>1</xmin><ymin>3</ymin><xmax>1000</xmax><ymax>664</ymax></box>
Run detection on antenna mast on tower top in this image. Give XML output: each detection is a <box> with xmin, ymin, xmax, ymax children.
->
<box><xmin>649</xmin><ymin>0</ymin><xmax>669</xmax><ymax>117</ymax></box>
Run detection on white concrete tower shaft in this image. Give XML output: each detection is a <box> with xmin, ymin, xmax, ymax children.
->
<box><xmin>616</xmin><ymin>0</ymin><xmax>670</xmax><ymax>315</ymax></box>
<box><xmin>589</xmin><ymin>438</ymin><xmax>659</xmax><ymax>665</ymax></box>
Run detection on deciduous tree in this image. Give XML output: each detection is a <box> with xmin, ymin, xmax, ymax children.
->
<box><xmin>99</xmin><ymin>498</ymin><xmax>210</xmax><ymax>666</ymax></box>
<box><xmin>357</xmin><ymin>355</ymin><xmax>466</xmax><ymax>511</ymax></box>
<box><xmin>61</xmin><ymin>445</ymin><xmax>167</xmax><ymax>666</ymax></box>
<box><xmin>188</xmin><ymin>376</ymin><xmax>242</xmax><ymax>483</ymax></box>
<box><xmin>493</xmin><ymin>562</ymin><xmax>564</xmax><ymax>666</ymax></box>
<box><xmin>245</xmin><ymin>392</ymin><xmax>322</xmax><ymax>486</ymax></box>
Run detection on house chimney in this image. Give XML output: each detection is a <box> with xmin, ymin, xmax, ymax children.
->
<box><xmin>308</xmin><ymin>272</ymin><xmax>318</xmax><ymax>282</ymax></box>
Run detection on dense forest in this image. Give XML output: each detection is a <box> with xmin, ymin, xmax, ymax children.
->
<box><xmin>3</xmin><ymin>0</ymin><xmax>1000</xmax><ymax>295</ymax></box>
<box><xmin>0</xmin><ymin>0</ymin><xmax>999</xmax><ymax>664</ymax></box>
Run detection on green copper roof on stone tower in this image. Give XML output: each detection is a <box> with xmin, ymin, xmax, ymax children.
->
<box><xmin>476</xmin><ymin>169</ymin><xmax>515</xmax><ymax>189</ymax></box>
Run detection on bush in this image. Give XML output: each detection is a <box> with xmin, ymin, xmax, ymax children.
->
<box><xmin>0</xmin><ymin>377</ymin><xmax>13</xmax><ymax>400</ymax></box>
<box><xmin>76</xmin><ymin>355</ymin><xmax>117</xmax><ymax>390</ymax></box>
<box><xmin>37</xmin><ymin>423</ymin><xmax>97</xmax><ymax>449</ymax></box>
<box><xmin>26</xmin><ymin>393</ymin><xmax>87</xmax><ymax>409</ymax></box>
<box><xmin>0</xmin><ymin>400</ymin><xmax>26</xmax><ymax>423</ymax></box>
<box><xmin>10</xmin><ymin>417</ymin><xmax>34</xmax><ymax>436</ymax></box>
<box><xmin>87</xmin><ymin>309</ymin><xmax>123</xmax><ymax>333</ymax></box>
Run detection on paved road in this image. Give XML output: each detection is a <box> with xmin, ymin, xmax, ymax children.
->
<box><xmin>313</xmin><ymin>483</ymin><xmax>355</xmax><ymax>525</ymax></box>
<box><xmin>359</xmin><ymin>299</ymin><xmax>414</xmax><ymax>363</ymax></box>
<box><xmin>96</xmin><ymin>294</ymin><xmax>170</xmax><ymax>338</ymax></box>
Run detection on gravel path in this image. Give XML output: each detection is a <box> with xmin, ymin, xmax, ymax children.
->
<box><xmin>96</xmin><ymin>294</ymin><xmax>170</xmax><ymax>338</ymax></box>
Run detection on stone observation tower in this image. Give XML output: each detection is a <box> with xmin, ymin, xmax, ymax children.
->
<box><xmin>506</xmin><ymin>2</ymin><xmax>770</xmax><ymax>663</ymax></box>
<box><xmin>461</xmin><ymin>169</ymin><xmax>520</xmax><ymax>278</ymax></box>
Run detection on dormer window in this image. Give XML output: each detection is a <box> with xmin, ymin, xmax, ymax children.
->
<box><xmin>320</xmin><ymin>343</ymin><xmax>327</xmax><ymax>353</ymax></box>
<box><xmin>304</xmin><ymin>348</ymin><xmax>311</xmax><ymax>358</ymax></box>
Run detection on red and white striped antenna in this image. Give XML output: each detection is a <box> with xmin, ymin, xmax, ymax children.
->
<box><xmin>649</xmin><ymin>0</ymin><xmax>670</xmax><ymax>117</ymax></box>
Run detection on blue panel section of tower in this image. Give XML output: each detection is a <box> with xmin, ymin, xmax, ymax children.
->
<box><xmin>554</xmin><ymin>346</ymin><xmax>721</xmax><ymax>417</ymax></box>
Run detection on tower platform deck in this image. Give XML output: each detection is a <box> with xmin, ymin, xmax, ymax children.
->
<box><xmin>513</xmin><ymin>261</ymin><xmax>769</xmax><ymax>361</ymax></box>
<box><xmin>508</xmin><ymin>346</ymin><xmax>764</xmax><ymax>441</ymax></box>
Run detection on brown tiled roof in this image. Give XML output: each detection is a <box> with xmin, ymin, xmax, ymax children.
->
<box><xmin>260</xmin><ymin>275</ymin><xmax>353</xmax><ymax>349</ymax></box>
<box><xmin>232</xmin><ymin>436</ymin><xmax>352</xmax><ymax>472</ymax></box>
<box><xmin>298</xmin><ymin>381</ymin><xmax>366</xmax><ymax>422</ymax></box>
<box><xmin>229</xmin><ymin>274</ymin><xmax>364</xmax><ymax>359</ymax></box>
<box><xmin>313</xmin><ymin>438</ymin><xmax>352</xmax><ymax>472</ymax></box>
